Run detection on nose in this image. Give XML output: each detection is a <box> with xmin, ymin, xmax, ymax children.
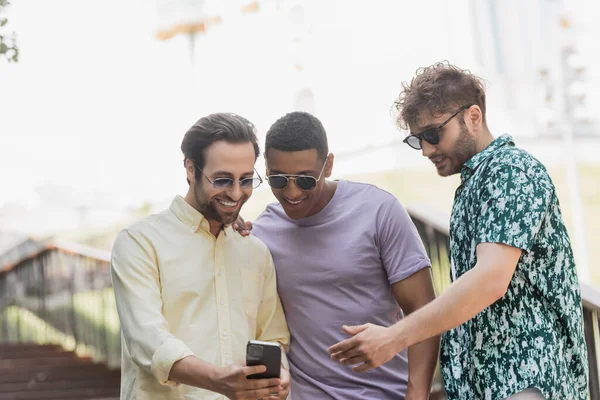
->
<box><xmin>227</xmin><ymin>181</ymin><xmax>244</xmax><ymax>201</ymax></box>
<box><xmin>421</xmin><ymin>140</ymin><xmax>436</xmax><ymax>158</ymax></box>
<box><xmin>283</xmin><ymin>178</ymin><xmax>303</xmax><ymax>200</ymax></box>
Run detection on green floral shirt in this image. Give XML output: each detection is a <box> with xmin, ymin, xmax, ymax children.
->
<box><xmin>440</xmin><ymin>134</ymin><xmax>588</xmax><ymax>400</ymax></box>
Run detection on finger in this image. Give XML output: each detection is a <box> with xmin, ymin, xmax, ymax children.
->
<box><xmin>270</xmin><ymin>387</ymin><xmax>289</xmax><ymax>398</ymax></box>
<box><xmin>341</xmin><ymin>354</ymin><xmax>368</xmax><ymax>365</ymax></box>
<box><xmin>268</xmin><ymin>389</ymin><xmax>288</xmax><ymax>399</ymax></box>
<box><xmin>332</xmin><ymin>347</ymin><xmax>366</xmax><ymax>362</ymax></box>
<box><xmin>233</xmin><ymin>218</ymin><xmax>249</xmax><ymax>235</ymax></box>
<box><xmin>246</xmin><ymin>221</ymin><xmax>253</xmax><ymax>230</ymax></box>
<box><xmin>241</xmin><ymin>374</ymin><xmax>280</xmax><ymax>390</ymax></box>
<box><xmin>342</xmin><ymin>324</ymin><xmax>369</xmax><ymax>335</ymax></box>
<box><xmin>279</xmin><ymin>368</ymin><xmax>290</xmax><ymax>385</ymax></box>
<box><xmin>330</xmin><ymin>349</ymin><xmax>356</xmax><ymax>362</ymax></box>
<box><xmin>242</xmin><ymin>364</ymin><xmax>267</xmax><ymax>377</ymax></box>
<box><xmin>241</xmin><ymin>385</ymin><xmax>283</xmax><ymax>399</ymax></box>
<box><xmin>243</xmin><ymin>379</ymin><xmax>281</xmax><ymax>392</ymax></box>
<box><xmin>328</xmin><ymin>336</ymin><xmax>358</xmax><ymax>355</ymax></box>
<box><xmin>353</xmin><ymin>361</ymin><xmax>374</xmax><ymax>373</ymax></box>
<box><xmin>332</xmin><ymin>346</ymin><xmax>363</xmax><ymax>362</ymax></box>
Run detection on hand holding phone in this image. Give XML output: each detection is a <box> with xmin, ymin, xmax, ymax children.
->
<box><xmin>209</xmin><ymin>360</ymin><xmax>283</xmax><ymax>399</ymax></box>
<box><xmin>246</xmin><ymin>340</ymin><xmax>282</xmax><ymax>379</ymax></box>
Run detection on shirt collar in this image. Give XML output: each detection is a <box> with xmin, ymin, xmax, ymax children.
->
<box><xmin>461</xmin><ymin>134</ymin><xmax>514</xmax><ymax>182</ymax></box>
<box><xmin>169</xmin><ymin>195</ymin><xmax>213</xmax><ymax>233</ymax></box>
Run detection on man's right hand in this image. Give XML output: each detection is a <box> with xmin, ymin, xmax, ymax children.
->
<box><xmin>210</xmin><ymin>361</ymin><xmax>282</xmax><ymax>400</ymax></box>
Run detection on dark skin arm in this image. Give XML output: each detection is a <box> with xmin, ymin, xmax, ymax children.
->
<box><xmin>329</xmin><ymin>268</ymin><xmax>439</xmax><ymax>399</ymax></box>
<box><xmin>393</xmin><ymin>269</ymin><xmax>440</xmax><ymax>399</ymax></box>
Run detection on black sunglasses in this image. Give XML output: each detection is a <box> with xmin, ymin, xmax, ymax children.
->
<box><xmin>267</xmin><ymin>156</ymin><xmax>328</xmax><ymax>191</ymax></box>
<box><xmin>403</xmin><ymin>104</ymin><xmax>473</xmax><ymax>150</ymax></box>
<box><xmin>196</xmin><ymin>165</ymin><xmax>263</xmax><ymax>189</ymax></box>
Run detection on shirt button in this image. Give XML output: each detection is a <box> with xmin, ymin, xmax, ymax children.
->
<box><xmin>218</xmin><ymin>270</ymin><xmax>222</xmax><ymax>276</ymax></box>
<box><xmin>220</xmin><ymin>300</ymin><xmax>225</xmax><ymax>306</ymax></box>
<box><xmin>226</xmin><ymin>359</ymin><xmax>233</xmax><ymax>365</ymax></box>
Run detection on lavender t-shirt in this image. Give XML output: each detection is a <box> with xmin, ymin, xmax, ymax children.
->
<box><xmin>252</xmin><ymin>180</ymin><xmax>431</xmax><ymax>399</ymax></box>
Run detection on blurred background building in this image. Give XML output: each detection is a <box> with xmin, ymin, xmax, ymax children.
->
<box><xmin>1</xmin><ymin>0</ymin><xmax>598</xmax><ymax>282</ymax></box>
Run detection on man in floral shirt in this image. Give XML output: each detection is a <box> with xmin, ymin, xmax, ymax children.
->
<box><xmin>328</xmin><ymin>62</ymin><xmax>588</xmax><ymax>399</ymax></box>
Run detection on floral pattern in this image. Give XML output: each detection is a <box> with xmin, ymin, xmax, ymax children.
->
<box><xmin>440</xmin><ymin>134</ymin><xmax>588</xmax><ymax>400</ymax></box>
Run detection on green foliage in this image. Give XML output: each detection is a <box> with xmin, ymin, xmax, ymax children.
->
<box><xmin>0</xmin><ymin>0</ymin><xmax>18</xmax><ymax>63</ymax></box>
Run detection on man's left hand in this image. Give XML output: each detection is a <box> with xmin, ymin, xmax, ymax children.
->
<box><xmin>232</xmin><ymin>216</ymin><xmax>253</xmax><ymax>237</ymax></box>
<box><xmin>328</xmin><ymin>323</ymin><xmax>405</xmax><ymax>373</ymax></box>
<box><xmin>267</xmin><ymin>367</ymin><xmax>290</xmax><ymax>399</ymax></box>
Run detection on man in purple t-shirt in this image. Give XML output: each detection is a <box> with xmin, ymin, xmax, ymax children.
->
<box><xmin>246</xmin><ymin>111</ymin><xmax>439</xmax><ymax>399</ymax></box>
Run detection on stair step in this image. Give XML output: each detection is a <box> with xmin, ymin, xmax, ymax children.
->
<box><xmin>0</xmin><ymin>387</ymin><xmax>120</xmax><ymax>400</ymax></box>
<box><xmin>0</xmin><ymin>378</ymin><xmax>121</xmax><ymax>392</ymax></box>
<box><xmin>0</xmin><ymin>350</ymin><xmax>79</xmax><ymax>360</ymax></box>
<box><xmin>0</xmin><ymin>344</ymin><xmax>63</xmax><ymax>352</ymax></box>
<box><xmin>0</xmin><ymin>344</ymin><xmax>120</xmax><ymax>397</ymax></box>
<box><xmin>84</xmin><ymin>398</ymin><xmax>119</xmax><ymax>400</ymax></box>
<box><xmin>0</xmin><ymin>356</ymin><xmax>93</xmax><ymax>369</ymax></box>
<box><xmin>0</xmin><ymin>364</ymin><xmax>119</xmax><ymax>383</ymax></box>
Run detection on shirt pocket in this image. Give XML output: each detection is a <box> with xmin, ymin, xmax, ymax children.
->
<box><xmin>241</xmin><ymin>268</ymin><xmax>261</xmax><ymax>320</ymax></box>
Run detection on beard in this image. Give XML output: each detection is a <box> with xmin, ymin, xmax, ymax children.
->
<box><xmin>193</xmin><ymin>184</ymin><xmax>246</xmax><ymax>226</ymax></box>
<box><xmin>446</xmin><ymin>122</ymin><xmax>478</xmax><ymax>176</ymax></box>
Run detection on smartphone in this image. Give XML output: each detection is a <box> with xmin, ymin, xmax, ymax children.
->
<box><xmin>246</xmin><ymin>340</ymin><xmax>281</xmax><ymax>379</ymax></box>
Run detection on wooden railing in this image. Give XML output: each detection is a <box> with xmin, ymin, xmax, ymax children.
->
<box><xmin>407</xmin><ymin>204</ymin><xmax>600</xmax><ymax>399</ymax></box>
<box><xmin>0</xmin><ymin>238</ymin><xmax>120</xmax><ymax>369</ymax></box>
<box><xmin>2</xmin><ymin>213</ymin><xmax>599</xmax><ymax>397</ymax></box>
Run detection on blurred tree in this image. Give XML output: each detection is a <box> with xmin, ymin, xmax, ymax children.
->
<box><xmin>0</xmin><ymin>0</ymin><xmax>18</xmax><ymax>63</ymax></box>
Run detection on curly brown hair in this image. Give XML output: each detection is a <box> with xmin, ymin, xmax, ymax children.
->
<box><xmin>394</xmin><ymin>61</ymin><xmax>487</xmax><ymax>131</ymax></box>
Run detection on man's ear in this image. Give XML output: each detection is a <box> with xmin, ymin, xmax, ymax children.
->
<box><xmin>324</xmin><ymin>153</ymin><xmax>334</xmax><ymax>178</ymax></box>
<box><xmin>466</xmin><ymin>105</ymin><xmax>483</xmax><ymax>130</ymax></box>
<box><xmin>185</xmin><ymin>158</ymin><xmax>196</xmax><ymax>183</ymax></box>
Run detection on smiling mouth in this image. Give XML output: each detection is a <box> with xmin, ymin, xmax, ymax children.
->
<box><xmin>284</xmin><ymin>198</ymin><xmax>305</xmax><ymax>205</ymax></box>
<box><xmin>216</xmin><ymin>198</ymin><xmax>239</xmax><ymax>208</ymax></box>
<box><xmin>430</xmin><ymin>156</ymin><xmax>446</xmax><ymax>166</ymax></box>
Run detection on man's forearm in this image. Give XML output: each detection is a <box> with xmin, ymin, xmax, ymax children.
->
<box><xmin>405</xmin><ymin>334</ymin><xmax>440</xmax><ymax>399</ymax></box>
<box><xmin>393</xmin><ymin>264</ymin><xmax>503</xmax><ymax>349</ymax></box>
<box><xmin>168</xmin><ymin>355</ymin><xmax>220</xmax><ymax>392</ymax></box>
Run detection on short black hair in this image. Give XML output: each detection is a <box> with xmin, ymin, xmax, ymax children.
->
<box><xmin>265</xmin><ymin>111</ymin><xmax>329</xmax><ymax>160</ymax></box>
<box><xmin>181</xmin><ymin>113</ymin><xmax>260</xmax><ymax>184</ymax></box>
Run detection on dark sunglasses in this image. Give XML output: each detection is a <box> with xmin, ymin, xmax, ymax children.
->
<box><xmin>403</xmin><ymin>104</ymin><xmax>473</xmax><ymax>150</ymax></box>
<box><xmin>267</xmin><ymin>156</ymin><xmax>328</xmax><ymax>191</ymax></box>
<box><xmin>196</xmin><ymin>165</ymin><xmax>263</xmax><ymax>189</ymax></box>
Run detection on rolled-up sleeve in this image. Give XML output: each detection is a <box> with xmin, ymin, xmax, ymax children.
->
<box><xmin>111</xmin><ymin>229</ymin><xmax>194</xmax><ymax>386</ymax></box>
<box><xmin>255</xmin><ymin>250</ymin><xmax>290</xmax><ymax>368</ymax></box>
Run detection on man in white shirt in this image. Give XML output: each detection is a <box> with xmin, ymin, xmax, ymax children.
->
<box><xmin>111</xmin><ymin>113</ymin><xmax>290</xmax><ymax>400</ymax></box>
